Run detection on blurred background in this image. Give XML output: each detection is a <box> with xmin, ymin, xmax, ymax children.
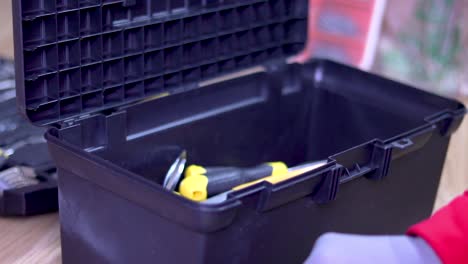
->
<box><xmin>376</xmin><ymin>0</ymin><xmax>467</xmax><ymax>98</ymax></box>
<box><xmin>302</xmin><ymin>0</ymin><xmax>468</xmax><ymax>98</ymax></box>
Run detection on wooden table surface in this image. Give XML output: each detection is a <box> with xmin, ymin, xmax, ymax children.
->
<box><xmin>0</xmin><ymin>1</ymin><xmax>467</xmax><ymax>263</ymax></box>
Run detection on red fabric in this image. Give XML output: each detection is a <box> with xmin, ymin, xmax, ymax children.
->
<box><xmin>408</xmin><ymin>191</ymin><xmax>468</xmax><ymax>264</ymax></box>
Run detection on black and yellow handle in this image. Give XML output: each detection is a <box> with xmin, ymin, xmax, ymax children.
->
<box><xmin>179</xmin><ymin>162</ymin><xmax>288</xmax><ymax>201</ymax></box>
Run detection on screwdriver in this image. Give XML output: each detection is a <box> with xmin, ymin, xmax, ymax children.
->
<box><xmin>179</xmin><ymin>162</ymin><xmax>288</xmax><ymax>201</ymax></box>
<box><xmin>202</xmin><ymin>160</ymin><xmax>327</xmax><ymax>204</ymax></box>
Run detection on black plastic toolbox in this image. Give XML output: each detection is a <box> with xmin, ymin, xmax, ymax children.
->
<box><xmin>12</xmin><ymin>0</ymin><xmax>466</xmax><ymax>263</ymax></box>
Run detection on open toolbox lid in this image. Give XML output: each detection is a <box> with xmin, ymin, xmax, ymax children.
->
<box><xmin>12</xmin><ymin>0</ymin><xmax>308</xmax><ymax>126</ymax></box>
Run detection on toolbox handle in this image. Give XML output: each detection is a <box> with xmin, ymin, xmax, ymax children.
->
<box><xmin>331</xmin><ymin>124</ymin><xmax>436</xmax><ymax>183</ymax></box>
<box><xmin>366</xmin><ymin>124</ymin><xmax>436</xmax><ymax>181</ymax></box>
<box><xmin>314</xmin><ymin>125</ymin><xmax>436</xmax><ymax>205</ymax></box>
<box><xmin>257</xmin><ymin>125</ymin><xmax>436</xmax><ymax>211</ymax></box>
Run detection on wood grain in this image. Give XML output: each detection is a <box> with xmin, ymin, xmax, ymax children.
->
<box><xmin>0</xmin><ymin>1</ymin><xmax>466</xmax><ymax>263</ymax></box>
<box><xmin>0</xmin><ymin>214</ymin><xmax>61</xmax><ymax>264</ymax></box>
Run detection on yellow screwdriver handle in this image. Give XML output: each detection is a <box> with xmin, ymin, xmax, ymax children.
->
<box><xmin>233</xmin><ymin>163</ymin><xmax>325</xmax><ymax>191</ymax></box>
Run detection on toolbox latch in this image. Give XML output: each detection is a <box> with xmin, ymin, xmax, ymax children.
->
<box><xmin>367</xmin><ymin>143</ymin><xmax>393</xmax><ymax>181</ymax></box>
<box><xmin>425</xmin><ymin>108</ymin><xmax>466</xmax><ymax>137</ymax></box>
<box><xmin>312</xmin><ymin>164</ymin><xmax>343</xmax><ymax>204</ymax></box>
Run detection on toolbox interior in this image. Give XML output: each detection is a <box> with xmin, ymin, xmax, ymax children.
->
<box><xmin>55</xmin><ymin>60</ymin><xmax>457</xmax><ymax>187</ymax></box>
